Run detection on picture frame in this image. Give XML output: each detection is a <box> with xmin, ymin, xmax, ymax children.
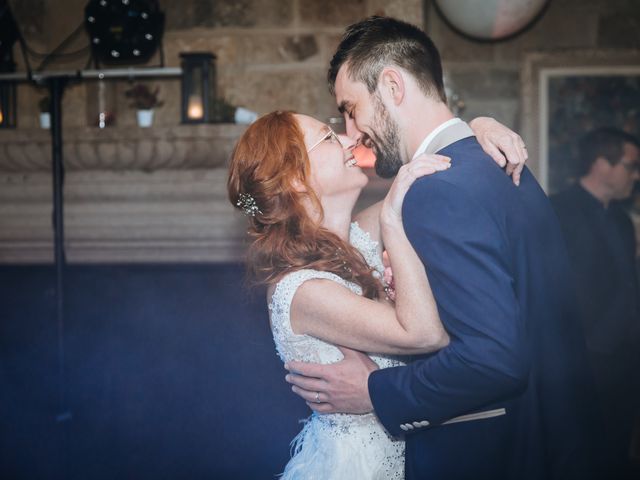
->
<box><xmin>521</xmin><ymin>50</ymin><xmax>640</xmax><ymax>194</ymax></box>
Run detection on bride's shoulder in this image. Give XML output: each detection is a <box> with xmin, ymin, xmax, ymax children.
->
<box><xmin>268</xmin><ymin>269</ymin><xmax>345</xmax><ymax>306</ymax></box>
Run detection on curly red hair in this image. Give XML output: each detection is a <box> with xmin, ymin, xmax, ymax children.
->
<box><xmin>227</xmin><ymin>111</ymin><xmax>380</xmax><ymax>299</ymax></box>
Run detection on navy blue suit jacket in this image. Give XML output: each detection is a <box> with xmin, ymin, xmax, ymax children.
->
<box><xmin>369</xmin><ymin>137</ymin><xmax>600</xmax><ymax>480</ymax></box>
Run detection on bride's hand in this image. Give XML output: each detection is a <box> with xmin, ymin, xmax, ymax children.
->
<box><xmin>469</xmin><ymin>117</ymin><xmax>527</xmax><ymax>186</ymax></box>
<box><xmin>381</xmin><ymin>153</ymin><xmax>450</xmax><ymax>226</ymax></box>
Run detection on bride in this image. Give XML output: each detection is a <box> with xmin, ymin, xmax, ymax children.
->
<box><xmin>227</xmin><ymin>110</ymin><xmax>523</xmax><ymax>478</ymax></box>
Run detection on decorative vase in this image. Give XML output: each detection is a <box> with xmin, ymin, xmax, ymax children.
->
<box><xmin>39</xmin><ymin>112</ymin><xmax>51</xmax><ymax>129</ymax></box>
<box><xmin>136</xmin><ymin>109</ymin><xmax>154</xmax><ymax>128</ymax></box>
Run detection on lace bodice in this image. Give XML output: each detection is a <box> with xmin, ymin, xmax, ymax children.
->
<box><xmin>268</xmin><ymin>222</ymin><xmax>403</xmax><ymax>369</ymax></box>
<box><xmin>349</xmin><ymin>221</ymin><xmax>385</xmax><ymax>279</ymax></box>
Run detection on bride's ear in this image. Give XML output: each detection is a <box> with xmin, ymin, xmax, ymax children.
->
<box><xmin>291</xmin><ymin>176</ymin><xmax>307</xmax><ymax>193</ymax></box>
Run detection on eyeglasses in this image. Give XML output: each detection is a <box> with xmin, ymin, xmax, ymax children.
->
<box><xmin>307</xmin><ymin>127</ymin><xmax>340</xmax><ymax>153</ymax></box>
<box><xmin>620</xmin><ymin>161</ymin><xmax>640</xmax><ymax>173</ymax></box>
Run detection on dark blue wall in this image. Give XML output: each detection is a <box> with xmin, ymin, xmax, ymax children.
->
<box><xmin>0</xmin><ymin>264</ymin><xmax>308</xmax><ymax>479</ymax></box>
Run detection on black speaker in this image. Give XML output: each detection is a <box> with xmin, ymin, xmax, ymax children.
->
<box><xmin>84</xmin><ymin>0</ymin><xmax>164</xmax><ymax>65</ymax></box>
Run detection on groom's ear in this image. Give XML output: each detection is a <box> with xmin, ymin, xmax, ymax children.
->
<box><xmin>379</xmin><ymin>68</ymin><xmax>405</xmax><ymax>106</ymax></box>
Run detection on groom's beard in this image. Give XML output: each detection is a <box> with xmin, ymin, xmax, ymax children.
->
<box><xmin>370</xmin><ymin>96</ymin><xmax>403</xmax><ymax>179</ymax></box>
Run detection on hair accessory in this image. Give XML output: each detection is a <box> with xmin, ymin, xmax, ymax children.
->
<box><xmin>236</xmin><ymin>193</ymin><xmax>263</xmax><ymax>217</ymax></box>
<box><xmin>335</xmin><ymin>247</ymin><xmax>352</xmax><ymax>273</ymax></box>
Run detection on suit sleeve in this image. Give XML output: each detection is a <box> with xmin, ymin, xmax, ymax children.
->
<box><xmin>369</xmin><ymin>177</ymin><xmax>530</xmax><ymax>436</ymax></box>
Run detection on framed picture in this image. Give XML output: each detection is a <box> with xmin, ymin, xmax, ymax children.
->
<box><xmin>521</xmin><ymin>50</ymin><xmax>640</xmax><ymax>194</ymax></box>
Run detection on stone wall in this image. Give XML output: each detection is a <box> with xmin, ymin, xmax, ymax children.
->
<box><xmin>3</xmin><ymin>0</ymin><xmax>421</xmax><ymax>263</ymax></box>
<box><xmin>2</xmin><ymin>0</ymin><xmax>639</xmax><ymax>263</ymax></box>
<box><xmin>8</xmin><ymin>0</ymin><xmax>639</xmax><ymax>129</ymax></box>
<box><xmin>9</xmin><ymin>0</ymin><xmax>423</xmax><ymax>128</ymax></box>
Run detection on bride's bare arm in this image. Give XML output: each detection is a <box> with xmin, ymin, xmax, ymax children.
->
<box><xmin>290</xmin><ymin>156</ymin><xmax>450</xmax><ymax>355</ymax></box>
<box><xmin>468</xmin><ymin>116</ymin><xmax>527</xmax><ymax>184</ymax></box>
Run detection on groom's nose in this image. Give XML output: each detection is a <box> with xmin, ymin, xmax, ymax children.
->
<box><xmin>344</xmin><ymin>115</ymin><xmax>363</xmax><ymax>145</ymax></box>
<box><xmin>337</xmin><ymin>133</ymin><xmax>356</xmax><ymax>151</ymax></box>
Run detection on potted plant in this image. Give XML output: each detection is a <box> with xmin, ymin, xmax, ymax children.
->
<box><xmin>124</xmin><ymin>83</ymin><xmax>163</xmax><ymax>127</ymax></box>
<box><xmin>38</xmin><ymin>96</ymin><xmax>50</xmax><ymax>129</ymax></box>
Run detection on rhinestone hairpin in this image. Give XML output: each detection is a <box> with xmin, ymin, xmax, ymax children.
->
<box><xmin>236</xmin><ymin>193</ymin><xmax>263</xmax><ymax>217</ymax></box>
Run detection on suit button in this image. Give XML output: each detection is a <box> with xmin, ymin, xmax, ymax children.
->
<box><xmin>419</xmin><ymin>420</ymin><xmax>430</xmax><ymax>427</ymax></box>
<box><xmin>412</xmin><ymin>421</ymin><xmax>422</xmax><ymax>428</ymax></box>
<box><xmin>400</xmin><ymin>424</ymin><xmax>409</xmax><ymax>431</ymax></box>
<box><xmin>405</xmin><ymin>423</ymin><xmax>414</xmax><ymax>430</ymax></box>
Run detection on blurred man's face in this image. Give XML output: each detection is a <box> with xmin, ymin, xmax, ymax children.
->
<box><xmin>608</xmin><ymin>142</ymin><xmax>640</xmax><ymax>200</ymax></box>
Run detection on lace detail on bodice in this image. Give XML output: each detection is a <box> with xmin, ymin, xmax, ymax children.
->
<box><xmin>269</xmin><ymin>269</ymin><xmax>353</xmax><ymax>365</ymax></box>
<box><xmin>349</xmin><ymin>221</ymin><xmax>385</xmax><ymax>278</ymax></box>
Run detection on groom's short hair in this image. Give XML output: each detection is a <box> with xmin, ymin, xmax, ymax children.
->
<box><xmin>328</xmin><ymin>16</ymin><xmax>446</xmax><ymax>103</ymax></box>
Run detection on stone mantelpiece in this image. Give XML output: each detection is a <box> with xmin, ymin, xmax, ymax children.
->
<box><xmin>0</xmin><ymin>169</ymin><xmax>249</xmax><ymax>264</ymax></box>
<box><xmin>0</xmin><ymin>124</ymin><xmax>247</xmax><ymax>172</ymax></box>
<box><xmin>0</xmin><ymin>125</ymin><xmax>390</xmax><ymax>264</ymax></box>
<box><xmin>0</xmin><ymin>124</ymin><xmax>251</xmax><ymax>264</ymax></box>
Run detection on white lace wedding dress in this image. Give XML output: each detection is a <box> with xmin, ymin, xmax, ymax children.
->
<box><xmin>268</xmin><ymin>222</ymin><xmax>405</xmax><ymax>479</ymax></box>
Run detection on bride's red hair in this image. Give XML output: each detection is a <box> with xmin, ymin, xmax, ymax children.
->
<box><xmin>227</xmin><ymin>111</ymin><xmax>380</xmax><ymax>299</ymax></box>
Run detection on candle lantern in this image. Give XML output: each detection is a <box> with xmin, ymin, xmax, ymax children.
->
<box><xmin>180</xmin><ymin>52</ymin><xmax>217</xmax><ymax>124</ymax></box>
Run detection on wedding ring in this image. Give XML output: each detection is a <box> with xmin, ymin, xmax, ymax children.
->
<box><xmin>315</xmin><ymin>391</ymin><xmax>321</xmax><ymax>403</ymax></box>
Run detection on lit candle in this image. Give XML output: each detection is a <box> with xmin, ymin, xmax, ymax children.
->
<box><xmin>187</xmin><ymin>95</ymin><xmax>203</xmax><ymax>119</ymax></box>
<box><xmin>0</xmin><ymin>108</ymin><xmax>4</xmax><ymax>124</ymax></box>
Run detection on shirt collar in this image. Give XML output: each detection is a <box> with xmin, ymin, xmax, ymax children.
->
<box><xmin>412</xmin><ymin>118</ymin><xmax>474</xmax><ymax>160</ymax></box>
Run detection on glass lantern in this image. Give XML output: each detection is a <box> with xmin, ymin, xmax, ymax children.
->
<box><xmin>180</xmin><ymin>52</ymin><xmax>217</xmax><ymax>124</ymax></box>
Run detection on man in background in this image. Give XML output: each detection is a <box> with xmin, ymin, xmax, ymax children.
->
<box><xmin>552</xmin><ymin>127</ymin><xmax>640</xmax><ymax>479</ymax></box>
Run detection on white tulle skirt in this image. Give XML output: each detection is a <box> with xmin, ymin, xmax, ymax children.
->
<box><xmin>280</xmin><ymin>412</ymin><xmax>404</xmax><ymax>480</ymax></box>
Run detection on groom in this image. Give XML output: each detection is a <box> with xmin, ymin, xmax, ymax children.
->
<box><xmin>285</xmin><ymin>16</ymin><xmax>600</xmax><ymax>480</ymax></box>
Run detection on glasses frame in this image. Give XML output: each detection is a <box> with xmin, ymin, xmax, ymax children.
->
<box><xmin>619</xmin><ymin>160</ymin><xmax>640</xmax><ymax>174</ymax></box>
<box><xmin>307</xmin><ymin>127</ymin><xmax>340</xmax><ymax>153</ymax></box>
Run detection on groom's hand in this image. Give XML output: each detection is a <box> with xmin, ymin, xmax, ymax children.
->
<box><xmin>284</xmin><ymin>347</ymin><xmax>378</xmax><ymax>414</ymax></box>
